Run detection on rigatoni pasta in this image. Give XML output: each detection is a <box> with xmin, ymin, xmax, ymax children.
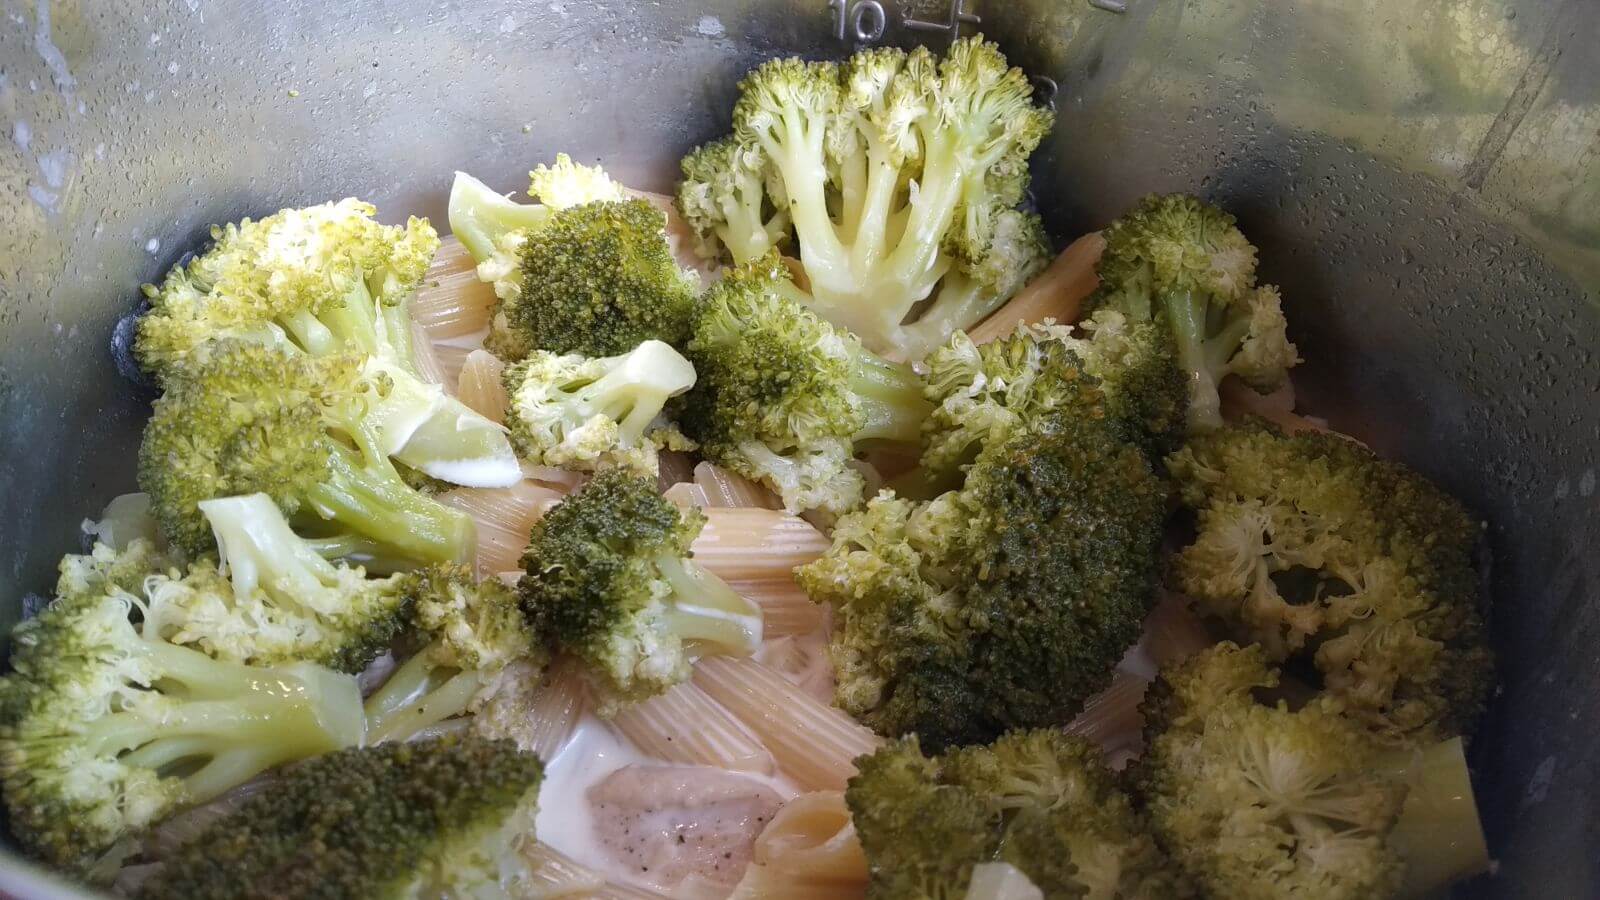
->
<box><xmin>412</xmin><ymin>235</ymin><xmax>497</xmax><ymax>340</ymax></box>
<box><xmin>610</xmin><ymin>681</ymin><xmax>775</xmax><ymax>773</ymax></box>
<box><xmin>734</xmin><ymin>581</ymin><xmax>823</xmax><ymax>637</ymax></box>
<box><xmin>474</xmin><ymin>657</ymin><xmax>588</xmax><ymax>761</ymax></box>
<box><xmin>691</xmin><ymin>509</ymin><xmax>829</xmax><ymax>582</ymax></box>
<box><xmin>693</xmin><ymin>656</ymin><xmax>881</xmax><ymax>792</ymax></box>
<box><xmin>456</xmin><ymin>348</ymin><xmax>509</xmax><ymax>423</ymax></box>
<box><xmin>438</xmin><ymin>479</ymin><xmax>563</xmax><ymax>574</ymax></box>
<box><xmin>692</xmin><ymin>462</ymin><xmax>781</xmax><ymax>509</ymax></box>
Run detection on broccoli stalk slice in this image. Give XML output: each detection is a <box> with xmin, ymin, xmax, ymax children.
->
<box><xmin>304</xmin><ymin>437</ymin><xmax>474</xmax><ymax>566</ymax></box>
<box><xmin>200</xmin><ymin>494</ymin><xmax>349</xmax><ymax>611</ymax></box>
<box><xmin>654</xmin><ymin>553</ymin><xmax>764</xmax><ymax>655</ymax></box>
<box><xmin>363</xmin><ymin>647</ymin><xmax>490</xmax><ymax>745</ymax></box>
<box><xmin>1163</xmin><ymin>288</ymin><xmax>1252</xmax><ymax>432</ymax></box>
<box><xmin>1383</xmin><ymin>737</ymin><xmax>1490</xmax><ymax>894</ymax></box>
<box><xmin>849</xmin><ymin>346</ymin><xmax>931</xmax><ymax>445</ymax></box>
<box><xmin>447</xmin><ymin>171</ymin><xmax>553</xmax><ymax>263</ymax></box>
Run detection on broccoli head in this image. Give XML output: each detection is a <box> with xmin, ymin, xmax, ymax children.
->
<box><xmin>502</xmin><ymin>339</ymin><xmax>697</xmax><ymax>476</ymax></box>
<box><xmin>138</xmin><ymin>340</ymin><xmax>475</xmax><ymax>566</ymax></box>
<box><xmin>682</xmin><ymin>253</ymin><xmax>930</xmax><ymax>515</ymax></box>
<box><xmin>490</xmin><ymin>198</ymin><xmax>700</xmax><ymax>360</ymax></box>
<box><xmin>0</xmin><ymin>584</ymin><xmax>364</xmax><ymax>876</ymax></box>
<box><xmin>134</xmin><ymin>198</ymin><xmax>516</xmax><ymax>488</ymax></box>
<box><xmin>799</xmin><ymin>408</ymin><xmax>1166</xmax><ymax>750</ymax></box>
<box><xmin>364</xmin><ymin>565</ymin><xmax>544</xmax><ymax>744</ymax></box>
<box><xmin>1134</xmin><ymin>643</ymin><xmax>1410</xmax><ymax>899</ymax></box>
<box><xmin>1086</xmin><ymin>194</ymin><xmax>1300</xmax><ymax>431</ymax></box>
<box><xmin>678</xmin><ymin>37</ymin><xmax>1053</xmax><ymax>361</ymax></box>
<box><xmin>1166</xmin><ymin>420</ymin><xmax>1492</xmax><ymax>745</ymax></box>
<box><xmin>518</xmin><ymin>470</ymin><xmax>762</xmax><ymax>714</ymax></box>
<box><xmin>131</xmin><ymin>493</ymin><xmax>412</xmax><ymax>673</ymax></box>
<box><xmin>848</xmin><ymin>731</ymin><xmax>1184</xmax><ymax>900</ymax></box>
<box><xmin>132</xmin><ymin>737</ymin><xmax>544</xmax><ymax>900</ymax></box>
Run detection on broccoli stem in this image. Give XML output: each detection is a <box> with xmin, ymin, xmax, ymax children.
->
<box><xmin>720</xmin><ymin>166</ymin><xmax>784</xmax><ymax>264</ymax></box>
<box><xmin>202</xmin><ymin>494</ymin><xmax>344</xmax><ymax>610</ymax></box>
<box><xmin>448</xmin><ymin>171</ymin><xmax>553</xmax><ymax>263</ymax></box>
<box><xmin>847</xmin><ymin>151</ymin><xmax>901</xmax><ymax>273</ymax></box>
<box><xmin>849</xmin><ymin>350</ymin><xmax>931</xmax><ymax>445</ymax></box>
<box><xmin>318</xmin><ymin>279</ymin><xmax>383</xmax><ymax>360</ymax></box>
<box><xmin>1383</xmin><ymin>737</ymin><xmax>1490</xmax><ymax>896</ymax></box>
<box><xmin>305</xmin><ymin>442</ymin><xmax>474</xmax><ymax>565</ymax></box>
<box><xmin>280</xmin><ymin>307</ymin><xmax>338</xmax><ymax>357</ymax></box>
<box><xmin>755</xmin><ymin>110</ymin><xmax>846</xmax><ymax>281</ymax></box>
<box><xmin>655</xmin><ymin>554</ymin><xmax>763</xmax><ymax>655</ymax></box>
<box><xmin>1162</xmin><ymin>288</ymin><xmax>1224</xmax><ymax>431</ymax></box>
<box><xmin>363</xmin><ymin>645</ymin><xmax>487</xmax><ymax>744</ymax></box>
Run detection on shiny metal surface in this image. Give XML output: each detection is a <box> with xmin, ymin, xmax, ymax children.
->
<box><xmin>0</xmin><ymin>0</ymin><xmax>1595</xmax><ymax>895</ymax></box>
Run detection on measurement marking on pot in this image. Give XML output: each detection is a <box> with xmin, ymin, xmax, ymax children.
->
<box><xmin>902</xmin><ymin>0</ymin><xmax>980</xmax><ymax>38</ymax></box>
<box><xmin>828</xmin><ymin>0</ymin><xmax>886</xmax><ymax>43</ymax></box>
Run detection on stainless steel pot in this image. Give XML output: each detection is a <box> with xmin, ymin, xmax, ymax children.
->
<box><xmin>1</xmin><ymin>0</ymin><xmax>1595</xmax><ymax>895</ymax></box>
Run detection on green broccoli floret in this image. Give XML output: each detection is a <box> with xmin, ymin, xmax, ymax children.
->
<box><xmin>135</xmin><ymin>198</ymin><xmax>517</xmax><ymax>488</ymax></box>
<box><xmin>1134</xmin><ymin>642</ymin><xmax>1410</xmax><ymax>899</ymax></box>
<box><xmin>0</xmin><ymin>584</ymin><xmax>364</xmax><ymax>876</ymax></box>
<box><xmin>1043</xmin><ymin>311</ymin><xmax>1188</xmax><ymax>460</ymax></box>
<box><xmin>678</xmin><ymin>37</ymin><xmax>1054</xmax><ymax>361</ymax></box>
<box><xmin>1166</xmin><ymin>420</ymin><xmax>1492</xmax><ymax>745</ymax></box>
<box><xmin>502</xmin><ymin>339</ymin><xmax>698</xmax><ymax>476</ymax></box>
<box><xmin>1085</xmin><ymin>194</ymin><xmax>1300</xmax><ymax>431</ymax></box>
<box><xmin>56</xmin><ymin>536</ymin><xmax>179</xmax><ymax>601</ymax></box>
<box><xmin>131</xmin><ymin>737</ymin><xmax>544</xmax><ymax>899</ymax></box>
<box><xmin>798</xmin><ymin>408</ymin><xmax>1166</xmax><ymax>750</ymax></box>
<box><xmin>848</xmin><ymin>731</ymin><xmax>1184</xmax><ymax>900</ymax></box>
<box><xmin>518</xmin><ymin>471</ymin><xmax>763</xmax><ymax>715</ymax></box>
<box><xmin>364</xmin><ymin>565</ymin><xmax>544</xmax><ymax>744</ymax></box>
<box><xmin>134</xmin><ymin>493</ymin><xmax>412</xmax><ymax>673</ymax></box>
<box><xmin>138</xmin><ymin>341</ymin><xmax>475</xmax><ymax>567</ymax></box>
<box><xmin>681</xmin><ymin>253</ymin><xmax>931</xmax><ymax>515</ymax></box>
<box><xmin>491</xmin><ymin>199</ymin><xmax>700</xmax><ymax>361</ymax></box>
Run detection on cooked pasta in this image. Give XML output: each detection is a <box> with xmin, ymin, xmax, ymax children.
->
<box><xmin>413</xmin><ymin>234</ymin><xmax>497</xmax><ymax>340</ymax></box>
<box><xmin>967</xmin><ymin>232</ymin><xmax>1106</xmax><ymax>343</ymax></box>
<box><xmin>736</xmin><ymin>581</ymin><xmax>823</xmax><ymax>637</ymax></box>
<box><xmin>410</xmin><ymin>320</ymin><xmax>448</xmax><ymax>385</ymax></box>
<box><xmin>610</xmin><ymin>681</ymin><xmax>775</xmax><ymax>773</ymax></box>
<box><xmin>1063</xmin><ymin>668</ymin><xmax>1148</xmax><ymax>756</ymax></box>
<box><xmin>726</xmin><ymin>792</ymin><xmax>868</xmax><ymax>898</ymax></box>
<box><xmin>475</xmin><ymin>657</ymin><xmax>588</xmax><ymax>761</ymax></box>
<box><xmin>438</xmin><ymin>479</ymin><xmax>563</xmax><ymax>574</ymax></box>
<box><xmin>693</xmin><ymin>657</ymin><xmax>881</xmax><ymax>792</ymax></box>
<box><xmin>432</xmin><ymin>340</ymin><xmax>474</xmax><ymax>387</ymax></box>
<box><xmin>692</xmin><ymin>462</ymin><xmax>781</xmax><ymax>509</ymax></box>
<box><xmin>756</xmin><ymin>636</ymin><xmax>834</xmax><ymax>703</ymax></box>
<box><xmin>456</xmin><ymin>348</ymin><xmax>509</xmax><ymax>423</ymax></box>
<box><xmin>691</xmin><ymin>509</ymin><xmax>829</xmax><ymax>582</ymax></box>
<box><xmin>663</xmin><ymin>481</ymin><xmax>712</xmax><ymax>508</ymax></box>
<box><xmin>657</xmin><ymin>450</ymin><xmax>697</xmax><ymax>491</ymax></box>
<box><xmin>590</xmin><ymin>884</ymin><xmax>671</xmax><ymax>900</ymax></box>
<box><xmin>518</xmin><ymin>841</ymin><xmax>609</xmax><ymax>897</ymax></box>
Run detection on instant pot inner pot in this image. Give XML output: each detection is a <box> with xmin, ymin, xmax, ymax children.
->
<box><xmin>1</xmin><ymin>0</ymin><xmax>1596</xmax><ymax>895</ymax></box>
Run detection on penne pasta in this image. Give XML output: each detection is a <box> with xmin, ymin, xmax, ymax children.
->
<box><xmin>433</xmin><ymin>340</ymin><xmax>475</xmax><ymax>388</ymax></box>
<box><xmin>967</xmin><ymin>232</ymin><xmax>1105</xmax><ymax>343</ymax></box>
<box><xmin>1063</xmin><ymin>669</ymin><xmax>1148</xmax><ymax>757</ymax></box>
<box><xmin>438</xmin><ymin>480</ymin><xmax>563</xmax><ymax>574</ymax></box>
<box><xmin>727</xmin><ymin>865</ymin><xmax>866</xmax><ymax>900</ymax></box>
<box><xmin>474</xmin><ymin>657</ymin><xmax>588</xmax><ymax>761</ymax></box>
<box><xmin>456</xmin><ymin>349</ymin><xmax>509</xmax><ymax>424</ymax></box>
<box><xmin>735</xmin><ymin>581</ymin><xmax>823</xmax><ymax>637</ymax></box>
<box><xmin>692</xmin><ymin>509</ymin><xmax>829</xmax><ymax>582</ymax></box>
<box><xmin>756</xmin><ymin>636</ymin><xmax>834</xmax><ymax>704</ymax></box>
<box><xmin>693</xmin><ymin>462</ymin><xmax>781</xmax><ymax>509</ymax></box>
<box><xmin>610</xmin><ymin>681</ymin><xmax>775</xmax><ymax>773</ymax></box>
<box><xmin>657</xmin><ymin>450</ymin><xmax>697</xmax><ymax>491</ymax></box>
<box><xmin>664</xmin><ymin>482</ymin><xmax>713</xmax><ymax>508</ymax></box>
<box><xmin>413</xmin><ymin>235</ymin><xmax>497</xmax><ymax>340</ymax></box>
<box><xmin>752</xmin><ymin>791</ymin><xmax>867</xmax><ymax>881</ymax></box>
<box><xmin>693</xmin><ymin>657</ymin><xmax>881</xmax><ymax>792</ymax></box>
<box><xmin>410</xmin><ymin>320</ymin><xmax>447</xmax><ymax>385</ymax></box>
<box><xmin>517</xmin><ymin>841</ymin><xmax>609</xmax><ymax>897</ymax></box>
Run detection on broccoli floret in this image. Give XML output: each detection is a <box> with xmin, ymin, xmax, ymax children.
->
<box><xmin>135</xmin><ymin>198</ymin><xmax>517</xmax><ymax>488</ymax></box>
<box><xmin>135</xmin><ymin>493</ymin><xmax>411</xmax><ymax>673</ymax></box>
<box><xmin>1166</xmin><ymin>421</ymin><xmax>1492</xmax><ymax>744</ymax></box>
<box><xmin>488</xmin><ymin>199</ymin><xmax>699</xmax><ymax>361</ymax></box>
<box><xmin>799</xmin><ymin>409</ymin><xmax>1166</xmax><ymax>750</ymax></box>
<box><xmin>680</xmin><ymin>39</ymin><xmax>1054</xmax><ymax>362</ymax></box>
<box><xmin>1043</xmin><ymin>311</ymin><xmax>1188</xmax><ymax>460</ymax></box>
<box><xmin>848</xmin><ymin>731</ymin><xmax>1183</xmax><ymax>900</ymax></box>
<box><xmin>1085</xmin><ymin>194</ymin><xmax>1301</xmax><ymax>431</ymax></box>
<box><xmin>1134</xmin><ymin>643</ymin><xmax>1410</xmax><ymax>899</ymax></box>
<box><xmin>56</xmin><ymin>537</ymin><xmax>179</xmax><ymax>601</ymax></box>
<box><xmin>0</xmin><ymin>585</ymin><xmax>364</xmax><ymax>876</ymax></box>
<box><xmin>682</xmin><ymin>254</ymin><xmax>930</xmax><ymax>515</ymax></box>
<box><xmin>518</xmin><ymin>471</ymin><xmax>763</xmax><ymax>714</ymax></box>
<box><xmin>364</xmin><ymin>565</ymin><xmax>543</xmax><ymax>744</ymax></box>
<box><xmin>502</xmin><ymin>339</ymin><xmax>698</xmax><ymax>476</ymax></box>
<box><xmin>131</xmin><ymin>737</ymin><xmax>544</xmax><ymax>899</ymax></box>
<box><xmin>138</xmin><ymin>341</ymin><xmax>475</xmax><ymax>567</ymax></box>
<box><xmin>678</xmin><ymin>38</ymin><xmax>1053</xmax><ymax>361</ymax></box>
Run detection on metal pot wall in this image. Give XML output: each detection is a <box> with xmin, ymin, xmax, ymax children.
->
<box><xmin>0</xmin><ymin>0</ymin><xmax>1595</xmax><ymax>895</ymax></box>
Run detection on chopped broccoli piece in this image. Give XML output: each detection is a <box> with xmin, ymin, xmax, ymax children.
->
<box><xmin>56</xmin><ymin>537</ymin><xmax>179</xmax><ymax>602</ymax></box>
<box><xmin>133</xmin><ymin>493</ymin><xmax>412</xmax><ymax>672</ymax></box>
<box><xmin>518</xmin><ymin>471</ymin><xmax>762</xmax><ymax>714</ymax></box>
<box><xmin>1086</xmin><ymin>194</ymin><xmax>1301</xmax><ymax>431</ymax></box>
<box><xmin>678</xmin><ymin>37</ymin><xmax>1054</xmax><ymax>360</ymax></box>
<box><xmin>1041</xmin><ymin>311</ymin><xmax>1188</xmax><ymax>460</ymax></box>
<box><xmin>799</xmin><ymin>406</ymin><xmax>1166</xmax><ymax>750</ymax></box>
<box><xmin>502</xmin><ymin>339</ymin><xmax>698</xmax><ymax>476</ymax></box>
<box><xmin>1166</xmin><ymin>421</ymin><xmax>1492</xmax><ymax>744</ymax></box>
<box><xmin>135</xmin><ymin>198</ymin><xmax>517</xmax><ymax>488</ymax></box>
<box><xmin>131</xmin><ymin>737</ymin><xmax>543</xmax><ymax>900</ymax></box>
<box><xmin>848</xmin><ymin>730</ymin><xmax>1184</xmax><ymax>900</ymax></box>
<box><xmin>682</xmin><ymin>253</ymin><xmax>930</xmax><ymax>515</ymax></box>
<box><xmin>138</xmin><ymin>341</ymin><xmax>475</xmax><ymax>567</ymax></box>
<box><xmin>1134</xmin><ymin>643</ymin><xmax>1410</xmax><ymax>899</ymax></box>
<box><xmin>0</xmin><ymin>584</ymin><xmax>363</xmax><ymax>876</ymax></box>
<box><xmin>491</xmin><ymin>199</ymin><xmax>699</xmax><ymax>360</ymax></box>
<box><xmin>364</xmin><ymin>565</ymin><xmax>543</xmax><ymax>744</ymax></box>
